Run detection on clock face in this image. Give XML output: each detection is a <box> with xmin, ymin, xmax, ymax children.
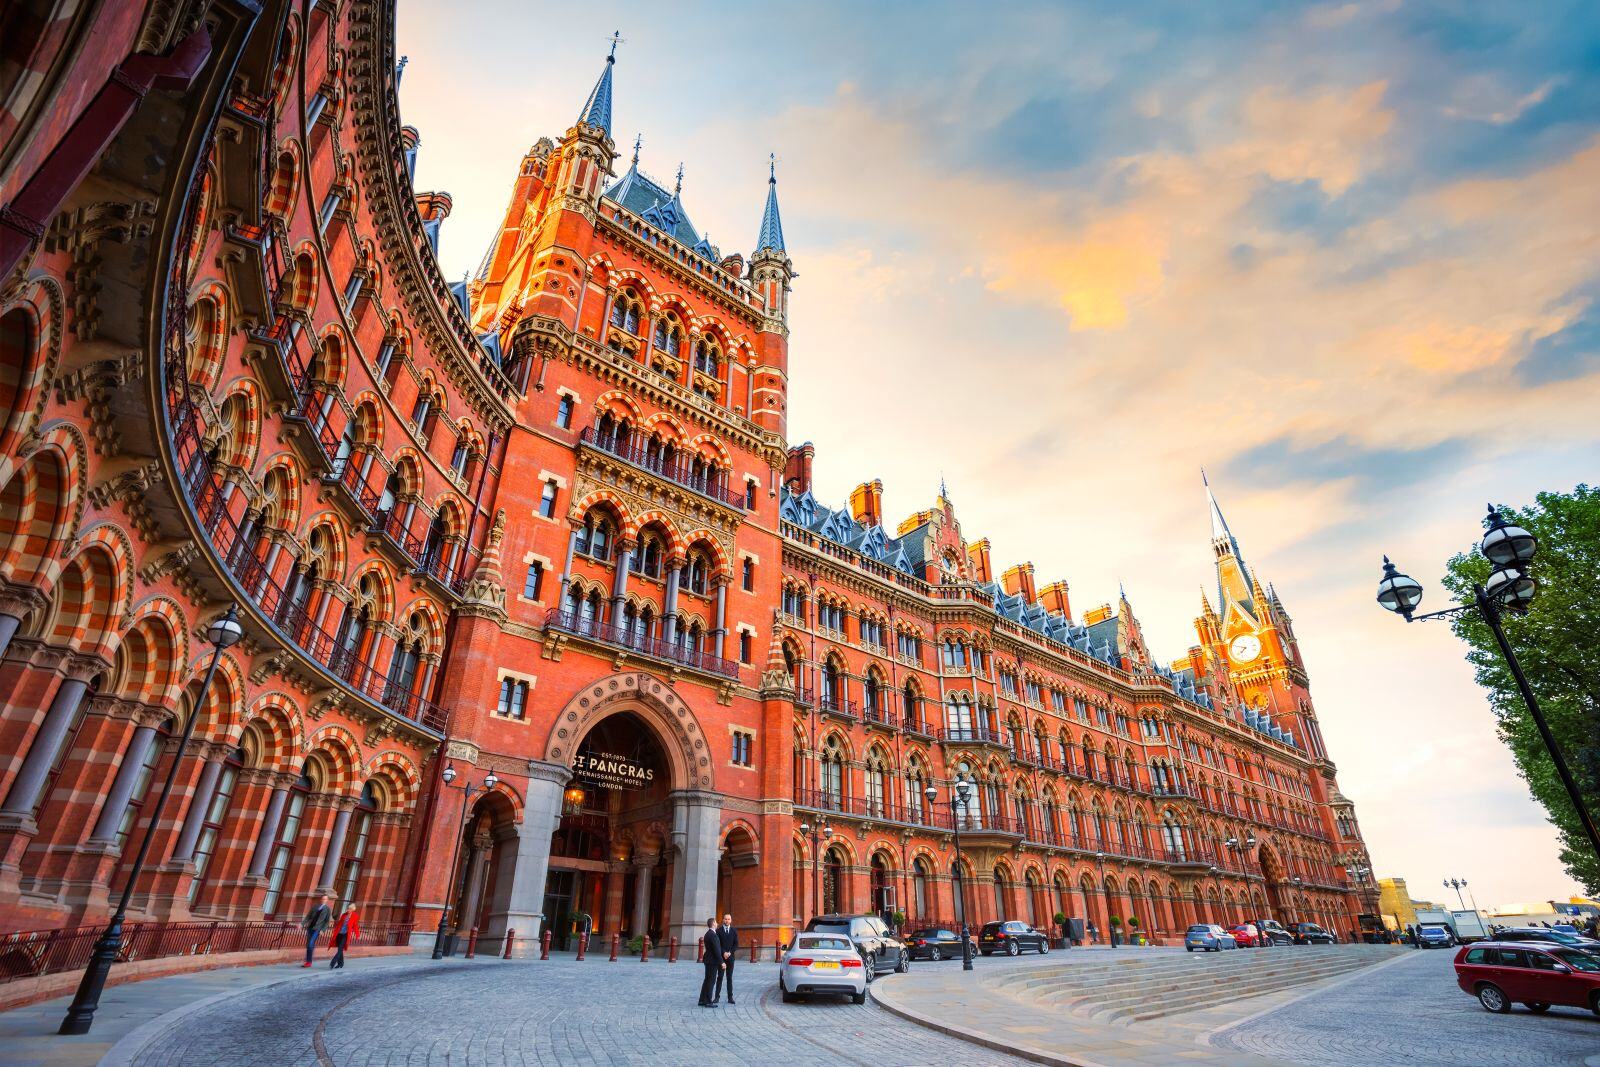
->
<box><xmin>1229</xmin><ymin>634</ymin><xmax>1262</xmax><ymax>663</ymax></box>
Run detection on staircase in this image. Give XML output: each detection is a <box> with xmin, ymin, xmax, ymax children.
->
<box><xmin>985</xmin><ymin>945</ymin><xmax>1406</xmax><ymax>1022</ymax></box>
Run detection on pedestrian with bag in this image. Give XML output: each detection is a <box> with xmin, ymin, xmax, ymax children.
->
<box><xmin>713</xmin><ymin>913</ymin><xmax>739</xmax><ymax>1004</ymax></box>
<box><xmin>698</xmin><ymin>917</ymin><xmax>723</xmax><ymax>1007</ymax></box>
<box><xmin>302</xmin><ymin>893</ymin><xmax>332</xmax><ymax>967</ymax></box>
<box><xmin>330</xmin><ymin>904</ymin><xmax>361</xmax><ymax>969</ymax></box>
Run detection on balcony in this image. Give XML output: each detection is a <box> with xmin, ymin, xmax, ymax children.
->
<box><xmin>324</xmin><ymin>455</ymin><xmax>382</xmax><ymax>523</ymax></box>
<box><xmin>936</xmin><ymin>724</ymin><xmax>1008</xmax><ymax>749</ymax></box>
<box><xmin>578</xmin><ymin>427</ymin><xmax>748</xmax><ymax>510</ymax></box>
<box><xmin>791</xmin><ymin>685</ymin><xmax>815</xmax><ymax>708</ymax></box>
<box><xmin>544</xmin><ymin>609</ymin><xmax>740</xmax><ymax>679</ymax></box>
<box><xmin>819</xmin><ymin>696</ymin><xmax>859</xmax><ymax>723</ymax></box>
<box><xmin>245</xmin><ymin>310</ymin><xmax>313</xmax><ymax>404</ymax></box>
<box><xmin>281</xmin><ymin>388</ymin><xmax>340</xmax><ymax>475</ymax></box>
<box><xmin>861</xmin><ymin>703</ymin><xmax>895</xmax><ymax>730</ymax></box>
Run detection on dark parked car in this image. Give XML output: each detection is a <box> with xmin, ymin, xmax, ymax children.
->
<box><xmin>977</xmin><ymin>920</ymin><xmax>1051</xmax><ymax>956</ymax></box>
<box><xmin>803</xmin><ymin>914</ymin><xmax>910</xmax><ymax>976</ymax></box>
<box><xmin>904</xmin><ymin>926</ymin><xmax>968</xmax><ymax>961</ymax></box>
<box><xmin>1289</xmin><ymin>922</ymin><xmax>1337</xmax><ymax>945</ymax></box>
<box><xmin>1416</xmin><ymin>924</ymin><xmax>1456</xmax><ymax>949</ymax></box>
<box><xmin>1491</xmin><ymin>927</ymin><xmax>1600</xmax><ymax>949</ymax></box>
<box><xmin>1455</xmin><ymin>942</ymin><xmax>1600</xmax><ymax>1015</ymax></box>
<box><xmin>1247</xmin><ymin>918</ymin><xmax>1295</xmax><ymax>946</ymax></box>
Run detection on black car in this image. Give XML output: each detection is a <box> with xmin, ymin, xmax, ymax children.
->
<box><xmin>1247</xmin><ymin>918</ymin><xmax>1295</xmax><ymax>946</ymax></box>
<box><xmin>803</xmin><ymin>914</ymin><xmax>910</xmax><ymax>976</ymax></box>
<box><xmin>1288</xmin><ymin>922</ymin><xmax>1337</xmax><ymax>945</ymax></box>
<box><xmin>904</xmin><ymin>926</ymin><xmax>968</xmax><ymax>961</ymax></box>
<box><xmin>1489</xmin><ymin>927</ymin><xmax>1600</xmax><ymax>949</ymax></box>
<box><xmin>978</xmin><ymin>920</ymin><xmax>1051</xmax><ymax>956</ymax></box>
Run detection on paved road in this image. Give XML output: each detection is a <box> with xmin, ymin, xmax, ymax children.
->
<box><xmin>116</xmin><ymin>955</ymin><xmax>1033</xmax><ymax>1067</ymax></box>
<box><xmin>1212</xmin><ymin>948</ymin><xmax>1600</xmax><ymax>1066</ymax></box>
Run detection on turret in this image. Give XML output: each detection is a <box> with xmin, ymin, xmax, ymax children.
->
<box><xmin>553</xmin><ymin>37</ymin><xmax>620</xmax><ymax>208</ymax></box>
<box><xmin>749</xmin><ymin>156</ymin><xmax>793</xmax><ymax>436</ymax></box>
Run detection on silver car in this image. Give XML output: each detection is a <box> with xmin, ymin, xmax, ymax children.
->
<box><xmin>779</xmin><ymin>933</ymin><xmax>868</xmax><ymax>1003</ymax></box>
<box><xmin>1185</xmin><ymin>923</ymin><xmax>1239</xmax><ymax>952</ymax></box>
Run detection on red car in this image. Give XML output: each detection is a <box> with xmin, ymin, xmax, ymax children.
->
<box><xmin>1454</xmin><ymin>942</ymin><xmax>1600</xmax><ymax>1015</ymax></box>
<box><xmin>1228</xmin><ymin>924</ymin><xmax>1262</xmax><ymax>947</ymax></box>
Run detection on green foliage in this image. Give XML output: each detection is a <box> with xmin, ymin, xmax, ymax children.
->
<box><xmin>891</xmin><ymin>909</ymin><xmax>906</xmax><ymax>929</ymax></box>
<box><xmin>1127</xmin><ymin>915</ymin><xmax>1140</xmax><ymax>928</ymax></box>
<box><xmin>1109</xmin><ymin>915</ymin><xmax>1122</xmax><ymax>926</ymax></box>
<box><xmin>626</xmin><ymin>934</ymin><xmax>645</xmax><ymax>954</ymax></box>
<box><xmin>1053</xmin><ymin>911</ymin><xmax>1069</xmax><ymax>927</ymax></box>
<box><xmin>1443</xmin><ymin>486</ymin><xmax>1600</xmax><ymax>892</ymax></box>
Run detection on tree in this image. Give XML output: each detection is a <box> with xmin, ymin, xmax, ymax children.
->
<box><xmin>1443</xmin><ymin>486</ymin><xmax>1600</xmax><ymax>892</ymax></box>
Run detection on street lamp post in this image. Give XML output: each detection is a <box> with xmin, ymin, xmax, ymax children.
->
<box><xmin>1347</xmin><ymin>863</ymin><xmax>1373</xmax><ymax>941</ymax></box>
<box><xmin>430</xmin><ymin>763</ymin><xmax>499</xmax><ymax>960</ymax></box>
<box><xmin>59</xmin><ymin>605</ymin><xmax>243</xmax><ymax>1035</ymax></box>
<box><xmin>798</xmin><ymin>817</ymin><xmax>833</xmax><ymax>919</ymax></box>
<box><xmin>1377</xmin><ymin>507</ymin><xmax>1600</xmax><ymax>867</ymax></box>
<box><xmin>927</xmin><ymin>778</ymin><xmax>975</xmax><ymax>971</ymax></box>
<box><xmin>1444</xmin><ymin>878</ymin><xmax>1469</xmax><ymax>911</ymax></box>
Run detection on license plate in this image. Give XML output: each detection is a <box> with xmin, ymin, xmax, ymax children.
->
<box><xmin>813</xmin><ymin>961</ymin><xmax>840</xmax><ymax>970</ymax></box>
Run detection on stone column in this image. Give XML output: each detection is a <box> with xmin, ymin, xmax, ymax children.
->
<box><xmin>455</xmin><ymin>827</ymin><xmax>495</xmax><ymax>933</ymax></box>
<box><xmin>248</xmin><ymin>784</ymin><xmax>292</xmax><ymax>876</ymax></box>
<box><xmin>712</xmin><ymin>580</ymin><xmax>728</xmax><ymax>659</ymax></box>
<box><xmin>631</xmin><ymin>853</ymin><xmax>656</xmax><ymax>935</ymax></box>
<box><xmin>317</xmin><ymin>800</ymin><xmax>355</xmax><ymax>891</ymax></box>
<box><xmin>88</xmin><ymin>724</ymin><xmax>159</xmax><ymax>843</ymax></box>
<box><xmin>490</xmin><ymin>759</ymin><xmax>570</xmax><ymax>954</ymax></box>
<box><xmin>610</xmin><ymin>538</ymin><xmax>634</xmax><ymax>622</ymax></box>
<box><xmin>662</xmin><ymin>560</ymin><xmax>682</xmax><ymax>644</ymax></box>
<box><xmin>0</xmin><ymin>582</ymin><xmax>44</xmax><ymax>663</ymax></box>
<box><xmin>602</xmin><ymin>862</ymin><xmax>625</xmax><ymax>935</ymax></box>
<box><xmin>0</xmin><ymin>654</ymin><xmax>99</xmax><ymax>817</ymax></box>
<box><xmin>668</xmin><ymin>789</ymin><xmax>724</xmax><ymax>946</ymax></box>
<box><xmin>557</xmin><ymin>527</ymin><xmax>580</xmax><ymax>604</ymax></box>
<box><xmin>169</xmin><ymin>756</ymin><xmax>225</xmax><ymax>863</ymax></box>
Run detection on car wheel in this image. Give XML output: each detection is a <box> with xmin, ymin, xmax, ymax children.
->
<box><xmin>929</xmin><ymin>945</ymin><xmax>941</xmax><ymax>962</ymax></box>
<box><xmin>1591</xmin><ymin>991</ymin><xmax>1600</xmax><ymax>1018</ymax></box>
<box><xmin>1186</xmin><ymin>946</ymin><xmax>1194</xmax><ymax>952</ymax></box>
<box><xmin>1477</xmin><ymin>984</ymin><xmax>1511</xmax><ymax>1014</ymax></box>
<box><xmin>1526</xmin><ymin>1003</ymin><xmax>1550</xmax><ymax>1014</ymax></box>
<box><xmin>781</xmin><ymin>986</ymin><xmax>797</xmax><ymax>1003</ymax></box>
<box><xmin>896</xmin><ymin>950</ymin><xmax>910</xmax><ymax>974</ymax></box>
<box><xmin>852</xmin><ymin>990</ymin><xmax>867</xmax><ymax>1005</ymax></box>
<box><xmin>1006</xmin><ymin>940</ymin><xmax>1020</xmax><ymax>957</ymax></box>
<box><xmin>1040</xmin><ymin>939</ymin><xmax>1050</xmax><ymax>954</ymax></box>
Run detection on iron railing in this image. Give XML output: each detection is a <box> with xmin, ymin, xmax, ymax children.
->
<box><xmin>544</xmin><ymin>609</ymin><xmax>740</xmax><ymax>679</ymax></box>
<box><xmin>578</xmin><ymin>427</ymin><xmax>747</xmax><ymax>509</ymax></box>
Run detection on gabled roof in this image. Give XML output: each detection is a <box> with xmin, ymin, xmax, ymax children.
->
<box><xmin>603</xmin><ymin>161</ymin><xmax>707</xmax><ymax>254</ymax></box>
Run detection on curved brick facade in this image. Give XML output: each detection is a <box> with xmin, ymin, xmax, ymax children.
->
<box><xmin>0</xmin><ymin>0</ymin><xmax>1375</xmax><ymax>953</ymax></box>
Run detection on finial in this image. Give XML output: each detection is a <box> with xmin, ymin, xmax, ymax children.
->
<box><xmin>395</xmin><ymin>55</ymin><xmax>409</xmax><ymax>84</ymax></box>
<box><xmin>631</xmin><ymin>134</ymin><xmax>642</xmax><ymax>167</ymax></box>
<box><xmin>607</xmin><ymin>30</ymin><xmax>622</xmax><ymax>61</ymax></box>
<box><xmin>674</xmin><ymin>162</ymin><xmax>684</xmax><ymax>196</ymax></box>
<box><xmin>939</xmin><ymin>472</ymin><xmax>949</xmax><ymax>500</ymax></box>
<box><xmin>769</xmin><ymin>152</ymin><xmax>777</xmax><ymax>183</ymax></box>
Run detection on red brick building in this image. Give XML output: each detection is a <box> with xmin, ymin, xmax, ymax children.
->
<box><xmin>0</xmin><ymin>0</ymin><xmax>1374</xmax><ymax>955</ymax></box>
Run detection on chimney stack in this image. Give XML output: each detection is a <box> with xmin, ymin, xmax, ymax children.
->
<box><xmin>784</xmin><ymin>442</ymin><xmax>814</xmax><ymax>495</ymax></box>
<box><xmin>849</xmin><ymin>479</ymin><xmax>884</xmax><ymax>527</ymax></box>
<box><xmin>967</xmin><ymin>539</ymin><xmax>992</xmax><ymax>583</ymax></box>
<box><xmin>1001</xmin><ymin>562</ymin><xmax>1037</xmax><ymax>604</ymax></box>
<box><xmin>1040</xmin><ymin>580</ymin><xmax>1071</xmax><ymax>620</ymax></box>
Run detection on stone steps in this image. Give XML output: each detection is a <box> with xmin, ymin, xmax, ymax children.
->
<box><xmin>985</xmin><ymin>946</ymin><xmax>1404</xmax><ymax>1023</ymax></box>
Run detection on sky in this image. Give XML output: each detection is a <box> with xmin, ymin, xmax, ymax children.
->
<box><xmin>396</xmin><ymin>0</ymin><xmax>1600</xmax><ymax>909</ymax></box>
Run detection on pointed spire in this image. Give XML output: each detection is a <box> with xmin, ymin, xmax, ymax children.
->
<box><xmin>578</xmin><ymin>32</ymin><xmax>620</xmax><ymax>134</ymax></box>
<box><xmin>1202</xmin><ymin>468</ymin><xmax>1233</xmax><ymax>544</ymax></box>
<box><xmin>630</xmin><ymin>134</ymin><xmax>641</xmax><ymax>168</ymax></box>
<box><xmin>755</xmin><ymin>153</ymin><xmax>786</xmax><ymax>254</ymax></box>
<box><xmin>459</xmin><ymin>510</ymin><xmax>509</xmax><ymax>621</ymax></box>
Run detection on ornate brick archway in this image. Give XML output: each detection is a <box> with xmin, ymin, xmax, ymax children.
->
<box><xmin>545</xmin><ymin>671</ymin><xmax>715</xmax><ymax>791</ymax></box>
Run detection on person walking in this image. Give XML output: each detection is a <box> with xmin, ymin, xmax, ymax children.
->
<box><xmin>698</xmin><ymin>918</ymin><xmax>723</xmax><ymax>1008</ymax></box>
<box><xmin>329</xmin><ymin>905</ymin><xmax>361</xmax><ymax>969</ymax></box>
<box><xmin>302</xmin><ymin>894</ymin><xmax>332</xmax><ymax>967</ymax></box>
<box><xmin>713</xmin><ymin>913</ymin><xmax>739</xmax><ymax>1005</ymax></box>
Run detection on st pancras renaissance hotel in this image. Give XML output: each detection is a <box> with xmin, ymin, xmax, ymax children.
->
<box><xmin>0</xmin><ymin>0</ymin><xmax>1376</xmax><ymax>963</ymax></box>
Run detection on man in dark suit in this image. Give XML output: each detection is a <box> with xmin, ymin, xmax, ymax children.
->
<box><xmin>698</xmin><ymin>918</ymin><xmax>723</xmax><ymax>1007</ymax></box>
<box><xmin>713</xmin><ymin>913</ymin><xmax>739</xmax><ymax>1004</ymax></box>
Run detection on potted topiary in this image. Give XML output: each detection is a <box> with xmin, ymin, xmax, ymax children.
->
<box><xmin>1127</xmin><ymin>915</ymin><xmax>1142</xmax><ymax>945</ymax></box>
<box><xmin>1053</xmin><ymin>911</ymin><xmax>1069</xmax><ymax>948</ymax></box>
<box><xmin>1109</xmin><ymin>916</ymin><xmax>1123</xmax><ymax>947</ymax></box>
<box><xmin>891</xmin><ymin>909</ymin><xmax>907</xmax><ymax>935</ymax></box>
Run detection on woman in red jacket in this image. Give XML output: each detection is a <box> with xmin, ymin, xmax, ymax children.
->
<box><xmin>329</xmin><ymin>905</ymin><xmax>360</xmax><ymax>969</ymax></box>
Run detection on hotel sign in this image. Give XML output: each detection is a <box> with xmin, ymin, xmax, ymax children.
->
<box><xmin>571</xmin><ymin>748</ymin><xmax>655</xmax><ymax>790</ymax></box>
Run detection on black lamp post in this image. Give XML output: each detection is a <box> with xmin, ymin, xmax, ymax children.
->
<box><xmin>798</xmin><ymin>817</ymin><xmax>834</xmax><ymax>918</ymax></box>
<box><xmin>927</xmin><ymin>777</ymin><xmax>975</xmax><ymax>970</ymax></box>
<box><xmin>1444</xmin><ymin>878</ymin><xmax>1470</xmax><ymax>911</ymax></box>
<box><xmin>1377</xmin><ymin>505</ymin><xmax>1600</xmax><ymax>867</ymax></box>
<box><xmin>60</xmin><ymin>604</ymin><xmax>243</xmax><ymax>1035</ymax></box>
<box><xmin>430</xmin><ymin>763</ymin><xmax>498</xmax><ymax>960</ymax></box>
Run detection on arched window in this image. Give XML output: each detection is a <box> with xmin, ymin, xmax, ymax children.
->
<box><xmin>993</xmin><ymin>869</ymin><xmax>1007</xmax><ymax>921</ymax></box>
<box><xmin>577</xmin><ymin>510</ymin><xmax>615</xmax><ymax>561</ymax></box>
<box><xmin>864</xmin><ymin>751</ymin><xmax>888</xmax><ymax>817</ymax></box>
<box><xmin>905</xmin><ymin>759</ymin><xmax>926</xmax><ymax>822</ymax></box>
<box><xmin>610</xmin><ymin>291</ymin><xmax>642</xmax><ymax>336</ymax></box>
<box><xmin>944</xmin><ymin>695</ymin><xmax>974</xmax><ymax>738</ymax></box>
<box><xmin>187</xmin><ymin>745</ymin><xmax>245</xmax><ymax>904</ymax></box>
<box><xmin>636</xmin><ymin>532</ymin><xmax>664</xmax><ymax>579</ymax></box>
<box><xmin>262</xmin><ymin>765</ymin><xmax>314</xmax><ymax>916</ymax></box>
<box><xmin>821</xmin><ymin>659</ymin><xmax>843</xmax><ymax>711</ymax></box>
<box><xmin>114</xmin><ymin>715</ymin><xmax>172</xmax><ymax>851</ymax></box>
<box><xmin>336</xmin><ymin>781</ymin><xmax>380</xmax><ymax>911</ymax></box>
<box><xmin>954</xmin><ymin>762</ymin><xmax>980</xmax><ymax>828</ymax></box>
<box><xmin>902</xmin><ymin>681</ymin><xmax>920</xmax><ymax>728</ymax></box>
<box><xmin>863</xmin><ymin>671</ymin><xmax>882</xmax><ymax>717</ymax></box>
<box><xmin>912</xmin><ymin>858</ymin><xmax>931</xmax><ymax>919</ymax></box>
<box><xmin>821</xmin><ymin>738</ymin><xmax>845</xmax><ymax>808</ymax></box>
<box><xmin>685</xmin><ymin>547</ymin><xmax>710</xmax><ymax>594</ymax></box>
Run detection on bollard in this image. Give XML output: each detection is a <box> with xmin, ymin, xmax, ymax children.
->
<box><xmin>696</xmin><ymin>937</ymin><xmax>705</xmax><ymax>963</ymax></box>
<box><xmin>749</xmin><ymin>940</ymin><xmax>758</xmax><ymax>964</ymax></box>
<box><xmin>465</xmin><ymin>927</ymin><xmax>479</xmax><ymax>959</ymax></box>
<box><xmin>539</xmin><ymin>930</ymin><xmax>551</xmax><ymax>960</ymax></box>
<box><xmin>640</xmin><ymin>935</ymin><xmax>651</xmax><ymax>962</ymax></box>
<box><xmin>608</xmin><ymin>933</ymin><xmax>620</xmax><ymax>961</ymax></box>
<box><xmin>668</xmin><ymin>936</ymin><xmax>679</xmax><ymax>962</ymax></box>
<box><xmin>576</xmin><ymin>932</ymin><xmax>588</xmax><ymax>961</ymax></box>
<box><xmin>503</xmin><ymin>929</ymin><xmax>515</xmax><ymax>959</ymax></box>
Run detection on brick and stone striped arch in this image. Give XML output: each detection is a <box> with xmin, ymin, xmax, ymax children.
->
<box><xmin>259</xmin><ymin>454</ymin><xmax>303</xmax><ymax>532</ymax></box>
<box><xmin>397</xmin><ymin>595</ymin><xmax>446</xmax><ymax>657</ymax></box>
<box><xmin>213</xmin><ymin>381</ymin><xmax>263</xmax><ymax>470</ymax></box>
<box><xmin>348</xmin><ymin>561</ymin><xmax>398</xmax><ymax>624</ymax></box>
<box><xmin>681</xmin><ymin>528</ymin><xmax>729</xmax><ymax>578</ymax></box>
<box><xmin>641</xmin><ymin>410</ymin><xmax>685</xmax><ymax>442</ymax></box>
<box><xmin>631</xmin><ymin>510</ymin><xmax>685</xmax><ymax>557</ymax></box>
<box><xmin>545</xmin><ymin>671</ymin><xmax>717</xmax><ymax>791</ymax></box>
<box><xmin>242</xmin><ymin>692</ymin><xmax>306</xmax><ymax>772</ymax></box>
<box><xmin>363</xmin><ymin>751</ymin><xmax>421</xmax><ymax>811</ymax></box>
<box><xmin>267</xmin><ymin>14</ymin><xmax>299</xmax><ymax>114</ymax></box>
<box><xmin>302</xmin><ymin>512</ymin><xmax>348</xmax><ymax>581</ymax></box>
<box><xmin>112</xmin><ymin>597</ymin><xmax>189</xmax><ymax>706</ymax></box>
<box><xmin>694</xmin><ymin>315</ymin><xmax>736</xmax><ymax>351</ymax></box>
<box><xmin>593</xmin><ymin>389</ymin><xmax>642</xmax><ymax>423</ymax></box>
<box><xmin>42</xmin><ymin>528</ymin><xmax>134</xmax><ymax>658</ymax></box>
<box><xmin>184</xmin><ymin>281</ymin><xmax>230</xmax><ymax>391</ymax></box>
<box><xmin>312</xmin><ymin>324</ymin><xmax>350</xmax><ymax>388</ymax></box>
<box><xmin>0</xmin><ymin>277</ymin><xmax>63</xmax><ymax>486</ymax></box>
<box><xmin>186</xmin><ymin>647</ymin><xmax>246</xmax><ymax>742</ymax></box>
<box><xmin>281</xmin><ymin>245</ymin><xmax>319</xmax><ymax>315</ymax></box>
<box><xmin>0</xmin><ymin>421</ymin><xmax>86</xmax><ymax>591</ymax></box>
<box><xmin>719</xmin><ymin>818</ymin><xmax>760</xmax><ymax>858</ymax></box>
<box><xmin>431</xmin><ymin>493</ymin><xmax>468</xmax><ymax>539</ymax></box>
<box><xmin>609</xmin><ymin>270</ymin><xmax>658</xmax><ymax>304</ymax></box>
<box><xmin>390</xmin><ymin>449</ymin><xmax>424</xmax><ymax>496</ymax></box>
<box><xmin>570</xmin><ymin>488</ymin><xmax>633</xmax><ymax>534</ymax></box>
<box><xmin>349</xmin><ymin>393</ymin><xmax>384</xmax><ymax>446</ymax></box>
<box><xmin>265</xmin><ymin>139</ymin><xmax>302</xmax><ymax>219</ymax></box>
<box><xmin>688</xmin><ymin>433</ymin><xmax>731</xmax><ymax>468</ymax></box>
<box><xmin>307</xmin><ymin>724</ymin><xmax>363</xmax><ymax>796</ymax></box>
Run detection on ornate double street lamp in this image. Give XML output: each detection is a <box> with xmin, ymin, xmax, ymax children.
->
<box><xmin>926</xmin><ymin>777</ymin><xmax>976</xmax><ymax>971</ymax></box>
<box><xmin>60</xmin><ymin>605</ymin><xmax>243</xmax><ymax>1035</ymax></box>
<box><xmin>1444</xmin><ymin>877</ymin><xmax>1480</xmax><ymax>914</ymax></box>
<box><xmin>430</xmin><ymin>764</ymin><xmax>498</xmax><ymax>960</ymax></box>
<box><xmin>1377</xmin><ymin>505</ymin><xmax>1600</xmax><ymax>866</ymax></box>
<box><xmin>798</xmin><ymin>817</ymin><xmax>834</xmax><ymax>920</ymax></box>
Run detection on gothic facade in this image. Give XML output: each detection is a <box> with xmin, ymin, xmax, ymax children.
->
<box><xmin>0</xmin><ymin>0</ymin><xmax>1374</xmax><ymax>952</ymax></box>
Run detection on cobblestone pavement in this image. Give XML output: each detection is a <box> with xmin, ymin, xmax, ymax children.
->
<box><xmin>112</xmin><ymin>954</ymin><xmax>1035</xmax><ymax>1066</ymax></box>
<box><xmin>1211</xmin><ymin>948</ymin><xmax>1600</xmax><ymax>1066</ymax></box>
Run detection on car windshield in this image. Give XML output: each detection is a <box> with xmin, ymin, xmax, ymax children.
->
<box><xmin>795</xmin><ymin>935</ymin><xmax>851</xmax><ymax>952</ymax></box>
<box><xmin>807</xmin><ymin>920</ymin><xmax>851</xmax><ymax>934</ymax></box>
<box><xmin>980</xmin><ymin>923</ymin><xmax>1003</xmax><ymax>932</ymax></box>
<box><xmin>908</xmin><ymin>929</ymin><xmax>939</xmax><ymax>937</ymax></box>
<box><xmin>1553</xmin><ymin>949</ymin><xmax>1600</xmax><ymax>972</ymax></box>
<box><xmin>1187</xmin><ymin>925</ymin><xmax>1212</xmax><ymax>933</ymax></box>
